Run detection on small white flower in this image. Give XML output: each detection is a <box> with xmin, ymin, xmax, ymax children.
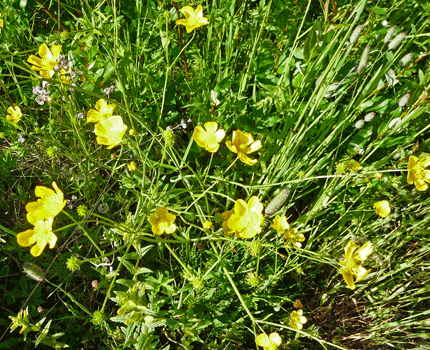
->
<box><xmin>210</xmin><ymin>90</ymin><xmax>220</xmax><ymax>105</ymax></box>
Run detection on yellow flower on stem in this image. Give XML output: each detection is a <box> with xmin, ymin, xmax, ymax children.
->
<box><xmin>407</xmin><ymin>155</ymin><xmax>430</xmax><ymax>191</ymax></box>
<box><xmin>9</xmin><ymin>308</ymin><xmax>30</xmax><ymax>334</ymax></box>
<box><xmin>284</xmin><ymin>228</ymin><xmax>305</xmax><ymax>248</ymax></box>
<box><xmin>94</xmin><ymin>115</ymin><xmax>127</xmax><ymax>149</ymax></box>
<box><xmin>339</xmin><ymin>241</ymin><xmax>373</xmax><ymax>290</ymax></box>
<box><xmin>226</xmin><ymin>130</ymin><xmax>262</xmax><ymax>166</ymax></box>
<box><xmin>127</xmin><ymin>161</ymin><xmax>137</xmax><ymax>172</ymax></box>
<box><xmin>17</xmin><ymin>216</ymin><xmax>57</xmax><ymax>257</ymax></box>
<box><xmin>0</xmin><ymin>18</ymin><xmax>3</xmax><ymax>28</ymax></box>
<box><xmin>27</xmin><ymin>43</ymin><xmax>62</xmax><ymax>79</ymax></box>
<box><xmin>227</xmin><ymin>196</ymin><xmax>264</xmax><ymax>239</ymax></box>
<box><xmin>26</xmin><ymin>181</ymin><xmax>66</xmax><ymax>222</ymax></box>
<box><xmin>87</xmin><ymin>99</ymin><xmax>117</xmax><ymax>123</ymax></box>
<box><xmin>6</xmin><ymin>106</ymin><xmax>22</xmax><ymax>123</ymax></box>
<box><xmin>149</xmin><ymin>207</ymin><xmax>177</xmax><ymax>235</ymax></box>
<box><xmin>176</xmin><ymin>5</ymin><xmax>209</xmax><ymax>33</ymax></box>
<box><xmin>255</xmin><ymin>332</ymin><xmax>282</xmax><ymax>350</ymax></box>
<box><xmin>289</xmin><ymin>309</ymin><xmax>307</xmax><ymax>330</ymax></box>
<box><xmin>271</xmin><ymin>215</ymin><xmax>290</xmax><ymax>234</ymax></box>
<box><xmin>203</xmin><ymin>220</ymin><xmax>214</xmax><ymax>230</ymax></box>
<box><xmin>193</xmin><ymin>122</ymin><xmax>225</xmax><ymax>153</ymax></box>
<box><xmin>345</xmin><ymin>160</ymin><xmax>363</xmax><ymax>171</ymax></box>
<box><xmin>374</xmin><ymin>200</ymin><xmax>391</xmax><ymax>218</ymax></box>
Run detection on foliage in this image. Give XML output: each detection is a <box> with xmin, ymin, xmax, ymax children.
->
<box><xmin>1</xmin><ymin>0</ymin><xmax>430</xmax><ymax>349</ymax></box>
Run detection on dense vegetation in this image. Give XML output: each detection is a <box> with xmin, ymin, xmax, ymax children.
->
<box><xmin>1</xmin><ymin>0</ymin><xmax>430</xmax><ymax>349</ymax></box>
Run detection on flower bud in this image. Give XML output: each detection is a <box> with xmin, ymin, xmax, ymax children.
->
<box><xmin>350</xmin><ymin>25</ymin><xmax>364</xmax><ymax>45</ymax></box>
<box><xmin>264</xmin><ymin>188</ymin><xmax>291</xmax><ymax>217</ymax></box>
<box><xmin>384</xmin><ymin>26</ymin><xmax>396</xmax><ymax>44</ymax></box>
<box><xmin>357</xmin><ymin>45</ymin><xmax>371</xmax><ymax>75</ymax></box>
<box><xmin>399</xmin><ymin>53</ymin><xmax>413</xmax><ymax>67</ymax></box>
<box><xmin>364</xmin><ymin>112</ymin><xmax>376</xmax><ymax>122</ymax></box>
<box><xmin>399</xmin><ymin>93</ymin><xmax>410</xmax><ymax>107</ymax></box>
<box><xmin>355</xmin><ymin>119</ymin><xmax>365</xmax><ymax>129</ymax></box>
<box><xmin>388</xmin><ymin>32</ymin><xmax>406</xmax><ymax>50</ymax></box>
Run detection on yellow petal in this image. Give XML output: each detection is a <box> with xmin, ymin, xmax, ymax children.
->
<box><xmin>268</xmin><ymin>332</ymin><xmax>282</xmax><ymax>346</ymax></box>
<box><xmin>341</xmin><ymin>269</ymin><xmax>356</xmax><ymax>289</ymax></box>
<box><xmin>193</xmin><ymin>126</ymin><xmax>208</xmax><ymax>147</ymax></box>
<box><xmin>247</xmin><ymin>140</ymin><xmax>262</xmax><ymax>154</ymax></box>
<box><xmin>27</xmin><ymin>55</ymin><xmax>43</xmax><ymax>67</ymax></box>
<box><xmin>248</xmin><ymin>196</ymin><xmax>263</xmax><ymax>213</ymax></box>
<box><xmin>30</xmin><ymin>240</ymin><xmax>48</xmax><ymax>257</ymax></box>
<box><xmin>353</xmin><ymin>266</ymin><xmax>371</xmax><ymax>282</ymax></box>
<box><xmin>38</xmin><ymin>43</ymin><xmax>51</xmax><ymax>59</ymax></box>
<box><xmin>17</xmin><ymin>229</ymin><xmax>37</xmax><ymax>247</ymax></box>
<box><xmin>415</xmin><ymin>178</ymin><xmax>429</xmax><ymax>191</ymax></box>
<box><xmin>343</xmin><ymin>240</ymin><xmax>359</xmax><ymax>260</ymax></box>
<box><xmin>255</xmin><ymin>333</ymin><xmax>270</xmax><ymax>347</ymax></box>
<box><xmin>204</xmin><ymin>122</ymin><xmax>218</xmax><ymax>133</ymax></box>
<box><xmin>407</xmin><ymin>155</ymin><xmax>417</xmax><ymax>170</ymax></box>
<box><xmin>225</xmin><ymin>140</ymin><xmax>237</xmax><ymax>154</ymax></box>
<box><xmin>238</xmin><ymin>152</ymin><xmax>257</xmax><ymax>166</ymax></box>
<box><xmin>353</xmin><ymin>241</ymin><xmax>372</xmax><ymax>262</ymax></box>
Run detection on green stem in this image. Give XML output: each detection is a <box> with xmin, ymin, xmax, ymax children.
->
<box><xmin>62</xmin><ymin>211</ymin><xmax>103</xmax><ymax>255</ymax></box>
<box><xmin>165</xmin><ymin>243</ymin><xmax>192</xmax><ymax>276</ymax></box>
<box><xmin>209</xmin><ymin>241</ymin><xmax>255</xmax><ymax>324</ymax></box>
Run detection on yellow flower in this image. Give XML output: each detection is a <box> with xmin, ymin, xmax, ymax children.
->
<box><xmin>283</xmin><ymin>228</ymin><xmax>305</xmax><ymax>248</ymax></box>
<box><xmin>87</xmin><ymin>99</ymin><xmax>116</xmax><ymax>123</ymax></box>
<box><xmin>193</xmin><ymin>122</ymin><xmax>225</xmax><ymax>153</ymax></box>
<box><xmin>0</xmin><ymin>19</ymin><xmax>3</xmax><ymax>28</ymax></box>
<box><xmin>271</xmin><ymin>215</ymin><xmax>290</xmax><ymax>234</ymax></box>
<box><xmin>17</xmin><ymin>216</ymin><xmax>57</xmax><ymax>257</ymax></box>
<box><xmin>227</xmin><ymin>196</ymin><xmax>264</xmax><ymax>239</ymax></box>
<box><xmin>289</xmin><ymin>309</ymin><xmax>307</xmax><ymax>330</ymax></box>
<box><xmin>9</xmin><ymin>308</ymin><xmax>30</xmax><ymax>334</ymax></box>
<box><xmin>176</xmin><ymin>5</ymin><xmax>209</xmax><ymax>33</ymax></box>
<box><xmin>6</xmin><ymin>106</ymin><xmax>22</xmax><ymax>123</ymax></box>
<box><xmin>339</xmin><ymin>241</ymin><xmax>373</xmax><ymax>290</ymax></box>
<box><xmin>226</xmin><ymin>130</ymin><xmax>262</xmax><ymax>166</ymax></box>
<box><xmin>149</xmin><ymin>207</ymin><xmax>176</xmax><ymax>235</ymax></box>
<box><xmin>26</xmin><ymin>181</ymin><xmax>66</xmax><ymax>222</ymax></box>
<box><xmin>27</xmin><ymin>43</ymin><xmax>62</xmax><ymax>79</ymax></box>
<box><xmin>255</xmin><ymin>332</ymin><xmax>282</xmax><ymax>350</ymax></box>
<box><xmin>203</xmin><ymin>220</ymin><xmax>214</xmax><ymax>230</ymax></box>
<box><xmin>345</xmin><ymin>160</ymin><xmax>363</xmax><ymax>171</ymax></box>
<box><xmin>374</xmin><ymin>200</ymin><xmax>390</xmax><ymax>218</ymax></box>
<box><xmin>94</xmin><ymin>115</ymin><xmax>127</xmax><ymax>149</ymax></box>
<box><xmin>407</xmin><ymin>155</ymin><xmax>430</xmax><ymax>191</ymax></box>
<box><xmin>127</xmin><ymin>161</ymin><xmax>137</xmax><ymax>172</ymax></box>
<box><xmin>129</xmin><ymin>129</ymin><xmax>136</xmax><ymax>136</ymax></box>
<box><xmin>375</xmin><ymin>172</ymin><xmax>383</xmax><ymax>179</ymax></box>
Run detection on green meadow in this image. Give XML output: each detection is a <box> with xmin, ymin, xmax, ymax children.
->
<box><xmin>1</xmin><ymin>0</ymin><xmax>430</xmax><ymax>349</ymax></box>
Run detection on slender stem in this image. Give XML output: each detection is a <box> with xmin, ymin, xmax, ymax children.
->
<box><xmin>62</xmin><ymin>211</ymin><xmax>103</xmax><ymax>255</ymax></box>
<box><xmin>209</xmin><ymin>241</ymin><xmax>255</xmax><ymax>324</ymax></box>
<box><xmin>165</xmin><ymin>243</ymin><xmax>192</xmax><ymax>276</ymax></box>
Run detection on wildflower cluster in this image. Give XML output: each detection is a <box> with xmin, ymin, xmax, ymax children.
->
<box><xmin>32</xmin><ymin>81</ymin><xmax>52</xmax><ymax>105</ymax></box>
<box><xmin>17</xmin><ymin>182</ymin><xmax>66</xmax><ymax>257</ymax></box>
<box><xmin>193</xmin><ymin>122</ymin><xmax>263</xmax><ymax>165</ymax></box>
<box><xmin>86</xmin><ymin>99</ymin><xmax>127</xmax><ymax>149</ymax></box>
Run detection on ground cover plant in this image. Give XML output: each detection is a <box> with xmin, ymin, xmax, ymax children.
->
<box><xmin>1</xmin><ymin>0</ymin><xmax>430</xmax><ymax>349</ymax></box>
